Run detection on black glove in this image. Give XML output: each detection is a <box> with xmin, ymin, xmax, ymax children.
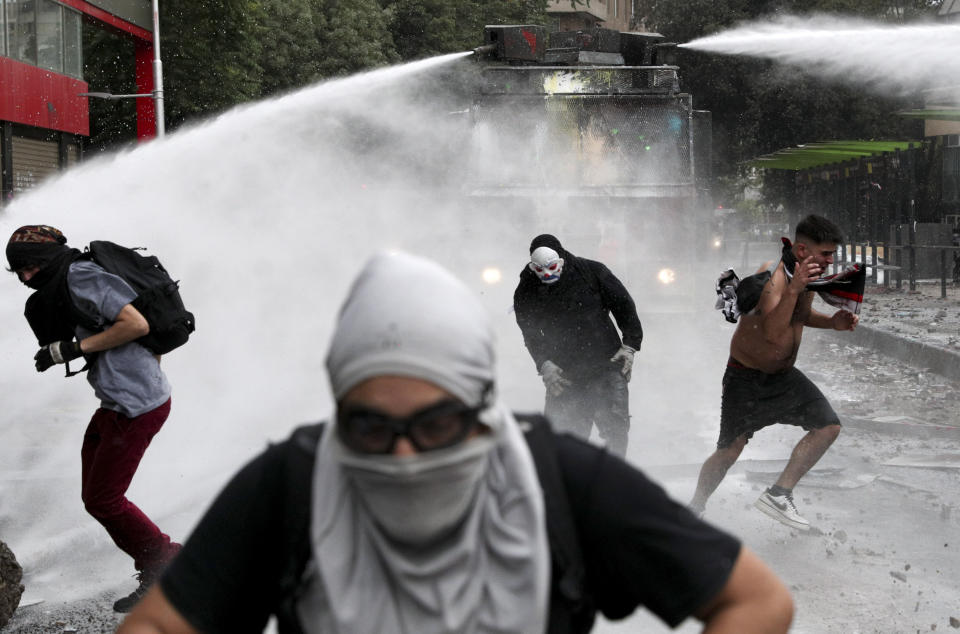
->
<box><xmin>34</xmin><ymin>340</ymin><xmax>83</xmax><ymax>372</ymax></box>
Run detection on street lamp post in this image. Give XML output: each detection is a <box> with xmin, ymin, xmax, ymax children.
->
<box><xmin>151</xmin><ymin>0</ymin><xmax>165</xmax><ymax>137</ymax></box>
<box><xmin>78</xmin><ymin>0</ymin><xmax>165</xmax><ymax>138</ymax></box>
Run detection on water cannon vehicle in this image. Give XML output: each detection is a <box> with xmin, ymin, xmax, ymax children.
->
<box><xmin>464</xmin><ymin>24</ymin><xmax>713</xmax><ymax>313</ymax></box>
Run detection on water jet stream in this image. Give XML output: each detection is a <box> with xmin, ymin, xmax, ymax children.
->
<box><xmin>681</xmin><ymin>15</ymin><xmax>960</xmax><ymax>97</ymax></box>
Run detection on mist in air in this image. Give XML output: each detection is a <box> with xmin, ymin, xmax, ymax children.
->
<box><xmin>681</xmin><ymin>15</ymin><xmax>960</xmax><ymax>99</ymax></box>
<box><xmin>0</xmin><ymin>47</ymin><xmax>716</xmax><ymax>605</ymax></box>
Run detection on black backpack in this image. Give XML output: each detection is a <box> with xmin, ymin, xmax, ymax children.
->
<box><xmin>76</xmin><ymin>241</ymin><xmax>196</xmax><ymax>356</ymax></box>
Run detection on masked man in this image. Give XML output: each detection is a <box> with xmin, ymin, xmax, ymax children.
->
<box><xmin>6</xmin><ymin>225</ymin><xmax>180</xmax><ymax>612</ymax></box>
<box><xmin>119</xmin><ymin>251</ymin><xmax>792</xmax><ymax>634</ymax></box>
<box><xmin>513</xmin><ymin>234</ymin><xmax>643</xmax><ymax>457</ymax></box>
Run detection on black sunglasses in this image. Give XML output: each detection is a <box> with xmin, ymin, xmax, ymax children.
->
<box><xmin>337</xmin><ymin>398</ymin><xmax>483</xmax><ymax>455</ymax></box>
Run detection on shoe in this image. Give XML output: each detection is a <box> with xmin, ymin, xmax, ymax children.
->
<box><xmin>688</xmin><ymin>503</ymin><xmax>706</xmax><ymax>520</ymax></box>
<box><xmin>113</xmin><ymin>569</ymin><xmax>156</xmax><ymax>613</ymax></box>
<box><xmin>754</xmin><ymin>489</ymin><xmax>810</xmax><ymax>531</ymax></box>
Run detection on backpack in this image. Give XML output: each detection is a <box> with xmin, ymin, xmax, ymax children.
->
<box><xmin>77</xmin><ymin>241</ymin><xmax>195</xmax><ymax>355</ymax></box>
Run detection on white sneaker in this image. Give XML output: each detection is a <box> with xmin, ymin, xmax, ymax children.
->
<box><xmin>754</xmin><ymin>489</ymin><xmax>810</xmax><ymax>531</ymax></box>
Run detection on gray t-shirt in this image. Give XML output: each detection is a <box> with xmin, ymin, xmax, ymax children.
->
<box><xmin>68</xmin><ymin>261</ymin><xmax>172</xmax><ymax>418</ymax></box>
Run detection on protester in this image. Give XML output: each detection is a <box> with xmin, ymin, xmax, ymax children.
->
<box><xmin>691</xmin><ymin>215</ymin><xmax>856</xmax><ymax>530</ymax></box>
<box><xmin>513</xmin><ymin>234</ymin><xmax>642</xmax><ymax>457</ymax></box>
<box><xmin>119</xmin><ymin>250</ymin><xmax>792</xmax><ymax>634</ymax></box>
<box><xmin>6</xmin><ymin>225</ymin><xmax>180</xmax><ymax>612</ymax></box>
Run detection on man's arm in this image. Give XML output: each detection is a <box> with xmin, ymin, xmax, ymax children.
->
<box><xmin>694</xmin><ymin>546</ymin><xmax>793</xmax><ymax>633</ymax></box>
<box><xmin>594</xmin><ymin>263</ymin><xmax>643</xmax><ymax>349</ymax></box>
<box><xmin>805</xmin><ymin>308</ymin><xmax>859</xmax><ymax>331</ymax></box>
<box><xmin>117</xmin><ymin>586</ymin><xmax>198</xmax><ymax>634</ymax></box>
<box><xmin>513</xmin><ymin>288</ymin><xmax>551</xmax><ymax>370</ymax></box>
<box><xmin>758</xmin><ymin>255</ymin><xmax>819</xmax><ymax>342</ymax></box>
<box><xmin>79</xmin><ymin>303</ymin><xmax>150</xmax><ymax>354</ymax></box>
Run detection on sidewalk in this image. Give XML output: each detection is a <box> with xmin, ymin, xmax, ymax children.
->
<box><xmin>836</xmin><ymin>279</ymin><xmax>960</xmax><ymax>381</ymax></box>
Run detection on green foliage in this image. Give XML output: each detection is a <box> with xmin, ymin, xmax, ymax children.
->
<box><xmin>159</xmin><ymin>0</ymin><xmax>264</xmax><ymax>130</ymax></box>
<box><xmin>312</xmin><ymin>0</ymin><xmax>399</xmax><ymax>78</ymax></box>
<box><xmin>258</xmin><ymin>0</ymin><xmax>322</xmax><ymax>97</ymax></box>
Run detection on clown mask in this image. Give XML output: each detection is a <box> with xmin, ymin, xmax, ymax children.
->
<box><xmin>528</xmin><ymin>246</ymin><xmax>564</xmax><ymax>284</ymax></box>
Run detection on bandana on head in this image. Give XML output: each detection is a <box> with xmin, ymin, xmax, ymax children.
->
<box><xmin>307</xmin><ymin>251</ymin><xmax>550</xmax><ymax>634</ymax></box>
<box><xmin>6</xmin><ymin>225</ymin><xmax>68</xmax><ymax>271</ymax></box>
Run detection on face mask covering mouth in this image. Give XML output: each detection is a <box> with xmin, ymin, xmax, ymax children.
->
<box><xmin>338</xmin><ymin>434</ymin><xmax>496</xmax><ymax>545</ymax></box>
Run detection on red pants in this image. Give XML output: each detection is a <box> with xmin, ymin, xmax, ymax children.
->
<box><xmin>80</xmin><ymin>398</ymin><xmax>179</xmax><ymax>572</ymax></box>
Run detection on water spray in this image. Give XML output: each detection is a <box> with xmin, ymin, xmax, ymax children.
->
<box><xmin>680</xmin><ymin>15</ymin><xmax>960</xmax><ymax>95</ymax></box>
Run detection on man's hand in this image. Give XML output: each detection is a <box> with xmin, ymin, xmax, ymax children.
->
<box><xmin>609</xmin><ymin>344</ymin><xmax>636</xmax><ymax>381</ymax></box>
<box><xmin>790</xmin><ymin>255</ymin><xmax>822</xmax><ymax>291</ymax></box>
<box><xmin>34</xmin><ymin>340</ymin><xmax>83</xmax><ymax>372</ymax></box>
<box><xmin>830</xmin><ymin>310</ymin><xmax>859</xmax><ymax>331</ymax></box>
<box><xmin>540</xmin><ymin>360</ymin><xmax>571</xmax><ymax>397</ymax></box>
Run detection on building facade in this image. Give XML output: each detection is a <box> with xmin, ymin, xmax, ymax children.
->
<box><xmin>546</xmin><ymin>0</ymin><xmax>637</xmax><ymax>33</ymax></box>
<box><xmin>0</xmin><ymin>0</ymin><xmax>152</xmax><ymax>203</ymax></box>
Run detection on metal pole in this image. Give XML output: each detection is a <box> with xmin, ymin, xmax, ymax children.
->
<box><xmin>895</xmin><ymin>225</ymin><xmax>903</xmax><ymax>290</ymax></box>
<box><xmin>941</xmin><ymin>249</ymin><xmax>947</xmax><ymax>299</ymax></box>
<box><xmin>152</xmin><ymin>0</ymin><xmax>165</xmax><ymax>137</ymax></box>
<box><xmin>908</xmin><ymin>219</ymin><xmax>916</xmax><ymax>292</ymax></box>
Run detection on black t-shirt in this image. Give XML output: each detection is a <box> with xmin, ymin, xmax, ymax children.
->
<box><xmin>161</xmin><ymin>424</ymin><xmax>739</xmax><ymax>633</ymax></box>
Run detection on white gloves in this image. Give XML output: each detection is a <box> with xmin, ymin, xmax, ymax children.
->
<box><xmin>540</xmin><ymin>360</ymin><xmax>571</xmax><ymax>396</ymax></box>
<box><xmin>610</xmin><ymin>344</ymin><xmax>636</xmax><ymax>381</ymax></box>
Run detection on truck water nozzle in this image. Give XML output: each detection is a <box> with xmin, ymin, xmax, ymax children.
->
<box><xmin>473</xmin><ymin>43</ymin><xmax>498</xmax><ymax>57</ymax></box>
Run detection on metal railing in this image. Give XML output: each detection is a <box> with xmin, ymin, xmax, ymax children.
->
<box><xmin>835</xmin><ymin>242</ymin><xmax>960</xmax><ymax>299</ymax></box>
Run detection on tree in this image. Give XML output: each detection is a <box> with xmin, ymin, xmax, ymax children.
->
<box><xmin>159</xmin><ymin>0</ymin><xmax>264</xmax><ymax>131</ymax></box>
<box><xmin>311</xmin><ymin>0</ymin><xmax>400</xmax><ymax>78</ymax></box>
<box><xmin>258</xmin><ymin>0</ymin><xmax>323</xmax><ymax>97</ymax></box>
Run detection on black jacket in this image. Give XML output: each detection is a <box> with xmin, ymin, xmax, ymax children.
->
<box><xmin>513</xmin><ymin>254</ymin><xmax>643</xmax><ymax>379</ymax></box>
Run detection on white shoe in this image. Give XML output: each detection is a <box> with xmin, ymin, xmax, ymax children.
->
<box><xmin>754</xmin><ymin>489</ymin><xmax>810</xmax><ymax>531</ymax></box>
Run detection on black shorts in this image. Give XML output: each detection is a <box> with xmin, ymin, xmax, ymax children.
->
<box><xmin>717</xmin><ymin>360</ymin><xmax>841</xmax><ymax>449</ymax></box>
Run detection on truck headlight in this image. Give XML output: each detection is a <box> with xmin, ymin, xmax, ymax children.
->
<box><xmin>482</xmin><ymin>267</ymin><xmax>502</xmax><ymax>284</ymax></box>
<box><xmin>657</xmin><ymin>268</ymin><xmax>676</xmax><ymax>285</ymax></box>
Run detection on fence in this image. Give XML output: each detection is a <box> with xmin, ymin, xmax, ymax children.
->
<box><xmin>834</xmin><ymin>242</ymin><xmax>960</xmax><ymax>299</ymax></box>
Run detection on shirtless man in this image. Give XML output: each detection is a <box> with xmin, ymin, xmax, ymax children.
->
<box><xmin>690</xmin><ymin>215</ymin><xmax>857</xmax><ymax>530</ymax></box>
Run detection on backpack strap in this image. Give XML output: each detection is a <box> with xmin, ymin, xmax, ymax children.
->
<box><xmin>516</xmin><ymin>413</ymin><xmax>594</xmax><ymax>634</ymax></box>
<box><xmin>274</xmin><ymin>418</ymin><xmax>593</xmax><ymax>634</ymax></box>
<box><xmin>275</xmin><ymin>423</ymin><xmax>324</xmax><ymax>632</ymax></box>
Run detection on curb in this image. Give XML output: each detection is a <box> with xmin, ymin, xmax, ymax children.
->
<box><xmin>833</xmin><ymin>323</ymin><xmax>960</xmax><ymax>382</ymax></box>
<box><xmin>841</xmin><ymin>415</ymin><xmax>960</xmax><ymax>439</ymax></box>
